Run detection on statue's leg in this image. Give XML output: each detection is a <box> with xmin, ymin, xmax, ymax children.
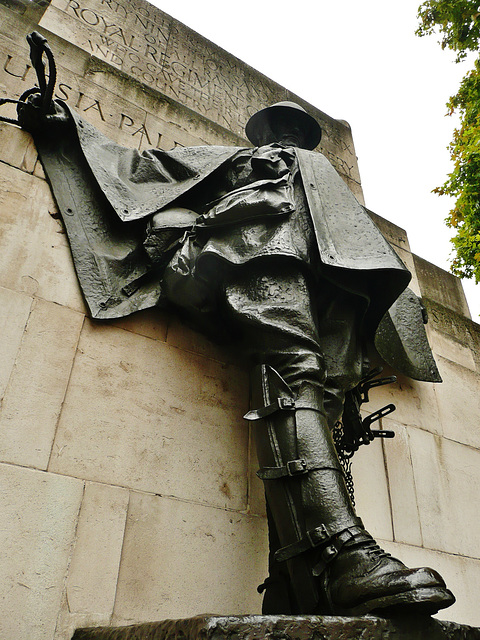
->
<box><xmin>247</xmin><ymin>361</ymin><xmax>455</xmax><ymax>616</ymax></box>
<box><xmin>248</xmin><ymin>358</ymin><xmax>331</xmax><ymax>614</ymax></box>
<box><xmin>248</xmin><ymin>359</ymin><xmax>361</xmax><ymax>614</ymax></box>
<box><xmin>225</xmin><ymin>264</ymin><xmax>455</xmax><ymax>616</ymax></box>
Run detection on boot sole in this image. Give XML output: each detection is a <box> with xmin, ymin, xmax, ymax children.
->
<box><xmin>337</xmin><ymin>586</ymin><xmax>456</xmax><ymax>617</ymax></box>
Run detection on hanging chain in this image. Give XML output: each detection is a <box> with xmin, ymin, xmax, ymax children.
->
<box><xmin>332</xmin><ymin>420</ymin><xmax>356</xmax><ymax>507</ymax></box>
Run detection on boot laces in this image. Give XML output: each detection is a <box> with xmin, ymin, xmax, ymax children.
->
<box><xmin>350</xmin><ymin>532</ymin><xmax>391</xmax><ymax>560</ymax></box>
<box><xmin>365</xmin><ymin>542</ymin><xmax>391</xmax><ymax>560</ymax></box>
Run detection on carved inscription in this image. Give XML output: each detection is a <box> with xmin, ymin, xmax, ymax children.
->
<box><xmin>2</xmin><ymin>0</ymin><xmax>363</xmax><ymax>189</ymax></box>
<box><xmin>40</xmin><ymin>0</ymin><xmax>279</xmax><ymax>136</ymax></box>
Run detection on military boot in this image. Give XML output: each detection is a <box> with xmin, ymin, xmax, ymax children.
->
<box><xmin>245</xmin><ymin>364</ymin><xmax>455</xmax><ymax>616</ymax></box>
<box><xmin>313</xmin><ymin>528</ymin><xmax>454</xmax><ymax>615</ymax></box>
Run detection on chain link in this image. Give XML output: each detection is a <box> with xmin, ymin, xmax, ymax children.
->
<box><xmin>332</xmin><ymin>420</ymin><xmax>356</xmax><ymax>507</ymax></box>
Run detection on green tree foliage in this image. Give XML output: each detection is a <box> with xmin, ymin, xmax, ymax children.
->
<box><xmin>417</xmin><ymin>1</ymin><xmax>480</xmax><ymax>61</ymax></box>
<box><xmin>417</xmin><ymin>1</ymin><xmax>480</xmax><ymax>281</ymax></box>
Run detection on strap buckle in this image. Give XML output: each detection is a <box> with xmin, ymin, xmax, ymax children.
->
<box><xmin>275</xmin><ymin>519</ymin><xmax>363</xmax><ymax>563</ymax></box>
<box><xmin>278</xmin><ymin>397</ymin><xmax>295</xmax><ymax>410</ymax></box>
<box><xmin>243</xmin><ymin>396</ymin><xmax>295</xmax><ymax>421</ymax></box>
<box><xmin>287</xmin><ymin>458</ymin><xmax>308</xmax><ymax>476</ymax></box>
<box><xmin>306</xmin><ymin>524</ymin><xmax>329</xmax><ymax>547</ymax></box>
<box><xmin>275</xmin><ymin>523</ymin><xmax>330</xmax><ymax>562</ymax></box>
<box><xmin>256</xmin><ymin>457</ymin><xmax>308</xmax><ymax>480</ymax></box>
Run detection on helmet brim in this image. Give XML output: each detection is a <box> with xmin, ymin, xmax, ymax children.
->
<box><xmin>245</xmin><ymin>104</ymin><xmax>322</xmax><ymax>150</ymax></box>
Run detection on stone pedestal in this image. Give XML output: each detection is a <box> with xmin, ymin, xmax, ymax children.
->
<box><xmin>72</xmin><ymin>615</ymin><xmax>480</xmax><ymax>640</ymax></box>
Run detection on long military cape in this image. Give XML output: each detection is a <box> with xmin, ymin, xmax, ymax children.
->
<box><xmin>32</xmin><ymin>104</ymin><xmax>440</xmax><ymax>382</ymax></box>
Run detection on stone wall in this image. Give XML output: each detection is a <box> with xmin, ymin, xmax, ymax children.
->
<box><xmin>0</xmin><ymin>1</ymin><xmax>479</xmax><ymax>639</ymax></box>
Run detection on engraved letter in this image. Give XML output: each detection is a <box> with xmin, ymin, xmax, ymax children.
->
<box><xmin>119</xmin><ymin>113</ymin><xmax>134</xmax><ymax>130</ymax></box>
<box><xmin>55</xmin><ymin>83</ymin><xmax>72</xmax><ymax>101</ymax></box>
<box><xmin>66</xmin><ymin>0</ymin><xmax>81</xmax><ymax>17</ymax></box>
<box><xmin>83</xmin><ymin>99</ymin><xmax>105</xmax><ymax>121</ymax></box>
<box><xmin>3</xmin><ymin>55</ymin><xmax>31</xmax><ymax>81</ymax></box>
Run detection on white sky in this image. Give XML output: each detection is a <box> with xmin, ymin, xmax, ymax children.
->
<box><xmin>151</xmin><ymin>0</ymin><xmax>480</xmax><ymax>317</ymax></box>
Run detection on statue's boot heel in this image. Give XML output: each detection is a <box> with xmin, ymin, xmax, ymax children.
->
<box><xmin>246</xmin><ymin>364</ymin><xmax>455</xmax><ymax>616</ymax></box>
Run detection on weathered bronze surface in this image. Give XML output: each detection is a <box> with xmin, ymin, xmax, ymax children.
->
<box><xmin>72</xmin><ymin>614</ymin><xmax>480</xmax><ymax>640</ymax></box>
<box><xmin>17</xmin><ymin>34</ymin><xmax>454</xmax><ymax>618</ymax></box>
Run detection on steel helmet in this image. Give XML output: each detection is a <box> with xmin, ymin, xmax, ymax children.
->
<box><xmin>245</xmin><ymin>101</ymin><xmax>322</xmax><ymax>149</ymax></box>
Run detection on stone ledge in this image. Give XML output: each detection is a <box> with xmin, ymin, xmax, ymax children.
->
<box><xmin>72</xmin><ymin>614</ymin><xmax>480</xmax><ymax>640</ymax></box>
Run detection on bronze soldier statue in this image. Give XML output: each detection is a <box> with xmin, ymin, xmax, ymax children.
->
<box><xmin>14</xmin><ymin>32</ymin><xmax>455</xmax><ymax>618</ymax></box>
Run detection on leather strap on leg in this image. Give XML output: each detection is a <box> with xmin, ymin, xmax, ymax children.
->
<box><xmin>275</xmin><ymin>520</ymin><xmax>363</xmax><ymax>564</ymax></box>
<box><xmin>257</xmin><ymin>458</ymin><xmax>342</xmax><ymax>480</ymax></box>
<box><xmin>244</xmin><ymin>397</ymin><xmax>295</xmax><ymax>420</ymax></box>
<box><xmin>245</xmin><ymin>388</ymin><xmax>344</xmax><ymax>481</ymax></box>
